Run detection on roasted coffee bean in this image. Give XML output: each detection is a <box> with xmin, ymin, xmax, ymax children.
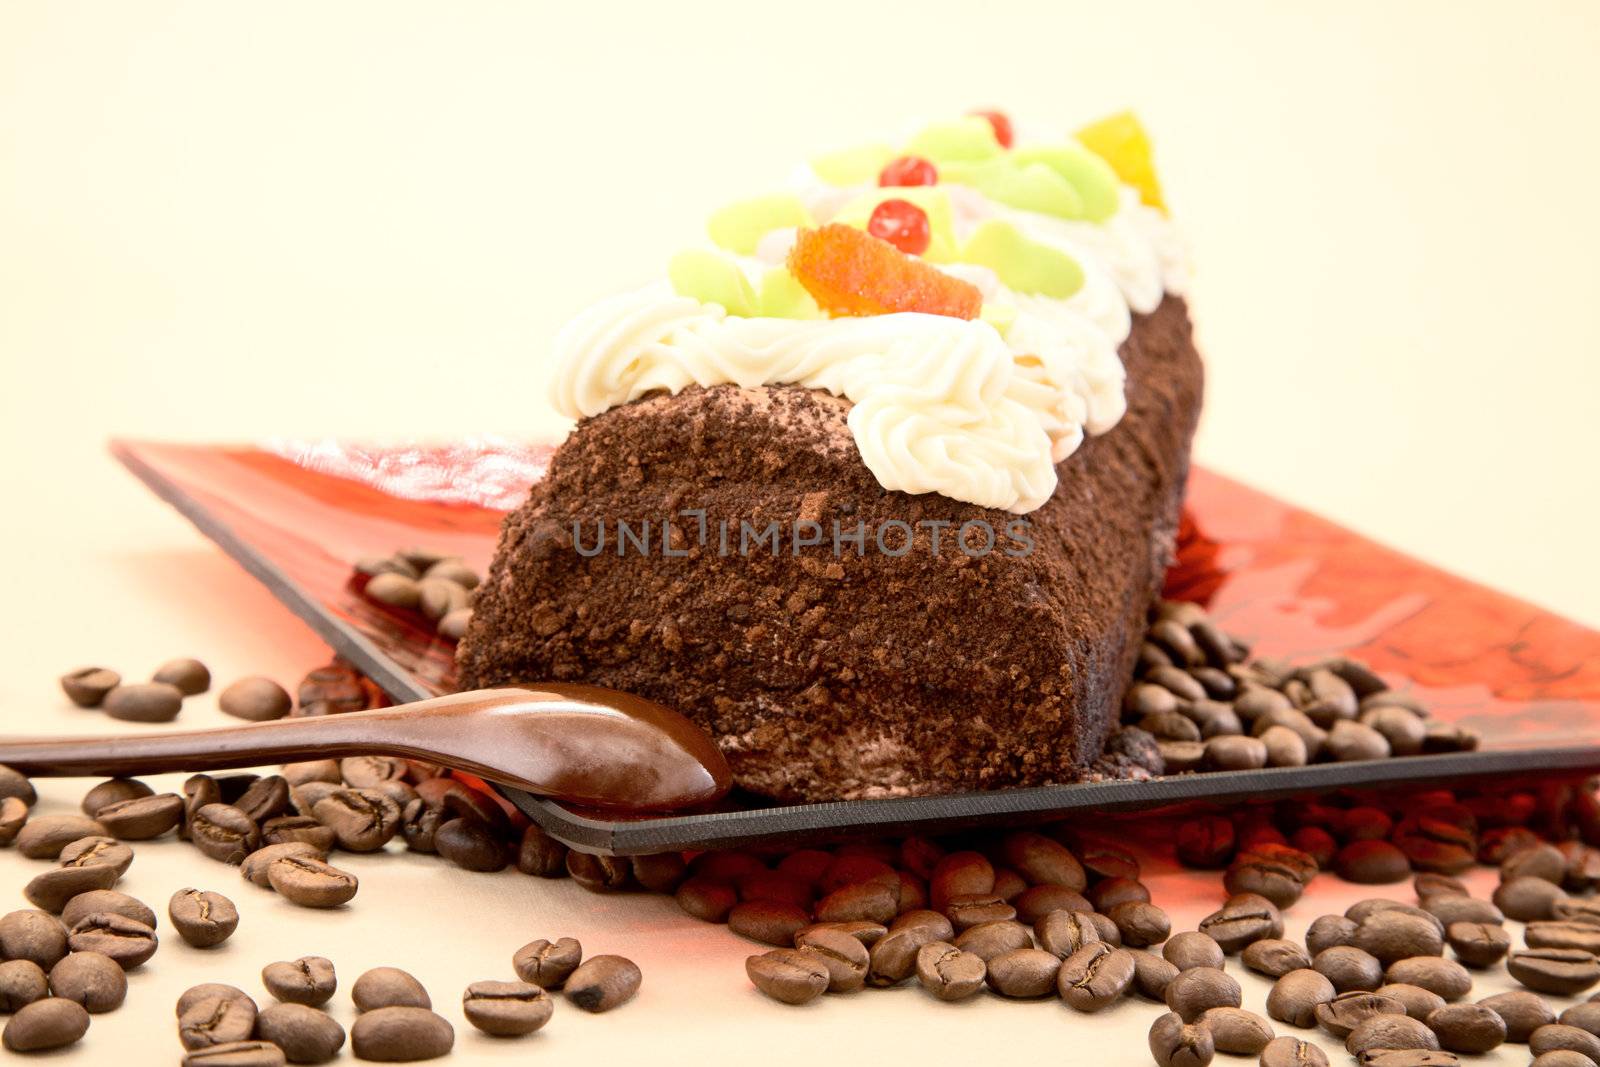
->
<box><xmin>1377</xmin><ymin>982</ymin><xmax>1446</xmax><ymax>1021</ymax></box>
<box><xmin>1159</xmin><ymin>740</ymin><xmax>1206</xmax><ymax>772</ymax></box>
<box><xmin>1315</xmin><ymin>946</ymin><xmax>1384</xmax><ymax>992</ymax></box>
<box><xmin>1509</xmin><ymin>948</ymin><xmax>1600</xmax><ymax>995</ymax></box>
<box><xmin>231</xmin><ymin>776</ymin><xmax>292</xmax><ymax>824</ymax></box>
<box><xmin>1035</xmin><ymin>909</ymin><xmax>1100</xmax><ymax>958</ymax></box>
<box><xmin>179</xmin><ymin>990</ymin><xmax>259</xmax><ymax>1050</ymax></box>
<box><xmin>2</xmin><ymin>997</ymin><xmax>89</xmax><ymax>1052</ymax></box>
<box><xmin>1013</xmin><ymin>885</ymin><xmax>1091</xmax><ymax>923</ymax></box>
<box><xmin>23</xmin><ymin>863</ymin><xmax>118</xmax><ymax>913</ymax></box>
<box><xmin>911</xmin><ymin>941</ymin><xmax>984</xmax><ymax>1001</ymax></box>
<box><xmin>310</xmin><ymin>789</ymin><xmax>400</xmax><ymax>852</ymax></box>
<box><xmin>507</xmin><ymin>939</ymin><xmax>581</xmax><ymax>993</ymax></box>
<box><xmin>104</xmin><ymin>681</ymin><xmax>184</xmax><ymax>722</ymax></box>
<box><xmin>168</xmin><ymin>889</ymin><xmax>238</xmax><ymax>948</ymax></box>
<box><xmin>1392</xmin><ymin>810</ymin><xmax>1477</xmax><ymax>874</ymax></box>
<box><xmin>1358</xmin><ymin>704</ymin><xmax>1425</xmax><ymax>755</ymax></box>
<box><xmin>1108</xmin><ymin>900</ymin><xmax>1170</xmax><ymax>947</ymax></box>
<box><xmin>151</xmin><ymin>657</ymin><xmax>210</xmax><ymax>695</ymax></box>
<box><xmin>291</xmin><ymin>783</ymin><xmax>339</xmax><ymax>818</ymax></box>
<box><xmin>0</xmin><ymin>910</ymin><xmax>69</xmax><ymax>969</ymax></box>
<box><xmin>257</xmin><ymin>956</ymin><xmax>337</xmax><ymax>1008</ymax></box>
<box><xmin>512</xmin><ymin>823</ymin><xmax>567</xmax><ymax>877</ymax></box>
<box><xmin>80</xmin><ymin>778</ymin><xmax>152</xmax><ymax>816</ymax></box>
<box><xmin>1290</xmin><ymin>826</ymin><xmax>1339</xmax><ymax>868</ymax></box>
<box><xmin>189</xmin><ymin>804</ymin><xmax>260</xmax><ymax>864</ymax></box>
<box><xmin>1204</xmin><ymin>735</ymin><xmax>1268</xmax><ymax>771</ymax></box>
<box><xmin>1199</xmin><ymin>894</ymin><xmax>1283</xmax><ymax>953</ymax></box>
<box><xmin>1355</xmin><ymin>911</ymin><xmax>1445</xmax><ymax>964</ymax></box>
<box><xmin>1530</xmin><ymin>1024</ymin><xmax>1600</xmax><ymax>1064</ymax></box>
<box><xmin>95</xmin><ymin>792</ymin><xmax>184</xmax><ymax>840</ymax></box>
<box><xmin>180</xmin><ymin>774</ymin><xmax>220</xmax><ymax>840</ymax></box>
<box><xmin>1306</xmin><ymin>914</ymin><xmax>1358</xmax><ymax>955</ymax></box>
<box><xmin>1252</xmin><ymin>708</ymin><xmax>1327</xmax><ymax>761</ymax></box>
<box><xmin>338</xmin><ymin>755</ymin><xmax>406</xmax><ymax>788</ymax></box>
<box><xmin>1446</xmin><ymin>921</ymin><xmax>1510</xmax><ymax>967</ymax></box>
<box><xmin>999</xmin><ymin>830</ymin><xmax>1086</xmax><ymax>890</ymax></box>
<box><xmin>58</xmin><ymin>835</ymin><xmax>134</xmax><ymax>878</ymax></box>
<box><xmin>60</xmin><ymin>890</ymin><xmax>153</xmax><ymax>931</ymax></box>
<box><xmin>1086</xmin><ymin>910</ymin><xmax>1122</xmax><ymax>946</ymax></box>
<box><xmin>986</xmin><ymin>947</ymin><xmax>1061</xmax><ymax>998</ymax></box>
<box><xmin>804</xmin><ymin>920</ymin><xmax>888</xmax><ymax>947</ymax></box>
<box><xmin>175</xmin><ymin>983</ymin><xmax>249</xmax><ymax>1019</ymax></box>
<box><xmin>1559</xmin><ymin>1001</ymin><xmax>1600</xmax><ymax>1037</ymax></box>
<box><xmin>564</xmin><ymin>955</ymin><xmax>640</xmax><ymax>1013</ymax></box>
<box><xmin>629</xmin><ymin>851</ymin><xmax>686</xmax><ymax>893</ymax></box>
<box><xmin>1346</xmin><ymin>900</ymin><xmax>1443</xmax><ymax>932</ymax></box>
<box><xmin>16</xmin><ymin>815</ymin><xmax>106</xmax><ymax>860</ymax></box>
<box><xmin>253</xmin><ymin>1003</ymin><xmax>346</xmax><ymax>1063</ymax></box>
<box><xmin>1530</xmin><ymin>1053</ymin><xmax>1594</xmax><ymax>1067</ymax></box>
<box><xmin>1504</xmin><ymin>843</ymin><xmax>1569</xmax><ymax>885</ymax></box>
<box><xmin>1423</xmin><ymin>895</ymin><xmax>1501</xmax><ymax>928</ymax></box>
<box><xmin>1384</xmin><ymin>956</ymin><xmax>1472</xmax><ymax>1000</ymax></box>
<box><xmin>1414</xmin><ymin>872</ymin><xmax>1469</xmax><ymax>899</ymax></box>
<box><xmin>869</xmin><ymin>925</ymin><xmax>945</xmax><ymax>985</ymax></box>
<box><xmin>1336</xmin><ymin>841</ymin><xmax>1411</xmax><ymax>884</ymax></box>
<box><xmin>1478</xmin><ymin>989</ymin><xmax>1556</xmax><ymax>1042</ymax></box>
<box><xmin>0</xmin><ymin>795</ymin><xmax>28</xmax><ymax>845</ymax></box>
<box><xmin>1243</xmin><ymin>939</ymin><xmax>1313</xmax><ymax>978</ymax></box>
<box><xmin>1087</xmin><ymin>876</ymin><xmax>1149</xmax><ymax>913</ymax></box>
<box><xmin>1165</xmin><ymin>931</ymin><xmax>1225</xmax><ymax>972</ymax></box>
<box><xmin>792</xmin><ymin>926</ymin><xmax>869</xmax><ymax>993</ymax></box>
<box><xmin>1176</xmin><ymin>817</ymin><xmax>1237</xmax><ymax>869</ymax></box>
<box><xmin>0</xmin><ymin>959</ymin><xmax>47</xmax><ymax>1012</ymax></box>
<box><xmin>425</xmin><ymin>816</ymin><xmax>504</xmax><ymax>873</ymax></box>
<box><xmin>1149</xmin><ymin>1010</ymin><xmax>1215</xmax><ymax>1067</ymax></box>
<box><xmin>219</xmin><ymin>677</ymin><xmax>292</xmax><ymax>721</ymax></box>
<box><xmin>241</xmin><ymin>842</ymin><xmax>323</xmax><ymax>887</ymax></box>
<box><xmin>1478</xmin><ymin>826</ymin><xmax>1541</xmax><ymax>865</ymax></box>
<box><xmin>1201</xmin><ymin>1006</ymin><xmax>1274</xmax><ymax>1055</ymax></box>
<box><xmin>1346</xmin><ymin>1013</ymin><xmax>1442</xmax><ymax>1056</ymax></box>
<box><xmin>68</xmin><ymin>912</ymin><xmax>157</xmax><ymax>969</ymax></box>
<box><xmin>1164</xmin><ymin>964</ymin><xmax>1241</xmax><ymax>1022</ymax></box>
<box><xmin>943</xmin><ymin>893</ymin><xmax>1014</xmax><ymax>930</ymax></box>
<box><xmin>1529</xmin><ymin>920</ymin><xmax>1600</xmax><ymax>955</ymax></box>
<box><xmin>60</xmin><ymin>667</ymin><xmax>120</xmax><ymax>708</ymax></box>
<box><xmin>352</xmin><ymin>967</ymin><xmax>430</xmax><ymax>1012</ymax></box>
<box><xmin>397</xmin><ymin>800</ymin><xmax>443</xmax><ymax>854</ymax></box>
<box><xmin>1267</xmin><ymin>968</ymin><xmax>1337</xmax><ymax>1027</ymax></box>
<box><xmin>815</xmin><ymin>881</ymin><xmax>896</xmax><ymax>925</ymax></box>
<box><xmin>350</xmin><ymin>1006</ymin><xmax>453</xmax><ymax>1061</ymax></box>
<box><xmin>1059</xmin><ymin>942</ymin><xmax>1136</xmax><ymax>1012</ymax></box>
<box><xmin>282</xmin><ymin>760</ymin><xmax>342</xmax><ymax>787</ymax></box>
<box><xmin>266</xmin><ymin>855</ymin><xmax>358</xmax><ymax>908</ymax></box>
<box><xmin>1426</xmin><ymin>1002</ymin><xmax>1506</xmax><ymax>1053</ymax></box>
<box><xmin>1555</xmin><ymin>897</ymin><xmax>1600</xmax><ymax>923</ymax></box>
<box><xmin>1132</xmin><ymin>949</ymin><xmax>1181</xmax><ymax>1000</ymax></box>
<box><xmin>1225</xmin><ymin>845</ymin><xmax>1317</xmax><ymax>908</ymax></box>
<box><xmin>1260</xmin><ymin>1036</ymin><xmax>1329</xmax><ymax>1067</ymax></box>
<box><xmin>928</xmin><ymin>851</ymin><xmax>995</xmax><ymax>909</ymax></box>
<box><xmin>1315</xmin><ymin>990</ymin><xmax>1406</xmax><ymax>1037</ymax></box>
<box><xmin>728</xmin><ymin>901</ymin><xmax>808</xmax><ymax>946</ymax></box>
<box><xmin>746</xmin><ymin>949</ymin><xmax>827</xmax><ymax>1005</ymax></box>
<box><xmin>674</xmin><ymin>877</ymin><xmax>737</xmax><ymax>923</ymax></box>
<box><xmin>1354</xmin><ymin>1053</ymin><xmax>1459</xmax><ymax>1067</ymax></box>
<box><xmin>1259</xmin><ymin>724</ymin><xmax>1311</xmax><ymax>768</ymax></box>
<box><xmin>460</xmin><ymin>981</ymin><xmax>551</xmax><ymax>1037</ymax></box>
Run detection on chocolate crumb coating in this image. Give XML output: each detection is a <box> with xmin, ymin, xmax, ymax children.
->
<box><xmin>459</xmin><ymin>295</ymin><xmax>1203</xmax><ymax>802</ymax></box>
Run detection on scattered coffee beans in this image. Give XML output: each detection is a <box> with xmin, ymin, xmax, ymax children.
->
<box><xmin>2</xmin><ymin>996</ymin><xmax>90</xmax><ymax>1052</ymax></box>
<box><xmin>154</xmin><ymin>658</ymin><xmax>211</xmax><ymax>695</ymax></box>
<box><xmin>1268</xmin><ymin>968</ymin><xmax>1337</xmax><ymax>1027</ymax></box>
<box><xmin>254</xmin><ymin>1002</ymin><xmax>346</xmax><ymax>1064</ymax></box>
<box><xmin>1427</xmin><ymin>1002</ymin><xmax>1506</xmax><ymax>1053</ymax></box>
<box><xmin>747</xmin><ymin>949</ymin><xmax>828</xmax><ymax>1005</ymax></box>
<box><xmin>915</xmin><ymin>941</ymin><xmax>986</xmax><ymax>1001</ymax></box>
<box><xmin>565</xmin><ymin>955</ymin><xmax>641</xmax><ymax>1012</ymax></box>
<box><xmin>48</xmin><ymin>951</ymin><xmax>126</xmax><ymax>1012</ymax></box>
<box><xmin>1164</xmin><ymin>965</ymin><xmax>1239</xmax><ymax>1021</ymax></box>
<box><xmin>1260</xmin><ymin>1036</ymin><xmax>1329</xmax><ymax>1067</ymax></box>
<box><xmin>266</xmin><ymin>855</ymin><xmax>359</xmax><ymax>908</ymax></box>
<box><xmin>350</xmin><ymin>1006</ymin><xmax>454</xmax><ymax>1061</ymax></box>
<box><xmin>104</xmin><ymin>681</ymin><xmax>184</xmax><ymax>722</ymax></box>
<box><xmin>1149</xmin><ymin>1010</ymin><xmax>1215</xmax><ymax>1067</ymax></box>
<box><xmin>169</xmin><ymin>889</ymin><xmax>238</xmax><ymax>948</ymax></box>
<box><xmin>219</xmin><ymin>676</ymin><xmax>292</xmax><ymax>721</ymax></box>
<box><xmin>1509</xmin><ymin>948</ymin><xmax>1600</xmax><ymax>995</ymax></box>
<box><xmin>69</xmin><ymin>913</ymin><xmax>158</xmax><ymax>969</ymax></box>
<box><xmin>262</xmin><ymin>957</ymin><xmax>337</xmax><ymax>1007</ymax></box>
<box><xmin>60</xmin><ymin>667</ymin><xmax>120</xmax><ymax>708</ymax></box>
<box><xmin>462</xmin><ymin>980</ymin><xmax>552</xmax><ymax>1036</ymax></box>
<box><xmin>0</xmin><ymin>959</ymin><xmax>48</xmax><ymax>1012</ymax></box>
<box><xmin>352</xmin><ymin>967</ymin><xmax>431</xmax><ymax>1012</ymax></box>
<box><xmin>178</xmin><ymin>987</ymin><xmax>259</xmax><ymax>1050</ymax></box>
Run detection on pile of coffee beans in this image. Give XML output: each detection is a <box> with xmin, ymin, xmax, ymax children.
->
<box><xmin>353</xmin><ymin>547</ymin><xmax>480</xmax><ymax>640</ymax></box>
<box><xmin>58</xmin><ymin>658</ymin><xmax>298</xmax><ymax>725</ymax></box>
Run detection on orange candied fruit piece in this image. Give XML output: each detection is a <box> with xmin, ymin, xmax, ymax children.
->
<box><xmin>787</xmin><ymin>223</ymin><xmax>982</xmax><ymax>320</ymax></box>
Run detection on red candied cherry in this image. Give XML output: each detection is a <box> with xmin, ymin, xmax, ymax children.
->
<box><xmin>878</xmin><ymin>155</ymin><xmax>939</xmax><ymax>187</ymax></box>
<box><xmin>970</xmin><ymin>108</ymin><xmax>1014</xmax><ymax>149</ymax></box>
<box><xmin>867</xmin><ymin>199</ymin><xmax>931</xmax><ymax>256</ymax></box>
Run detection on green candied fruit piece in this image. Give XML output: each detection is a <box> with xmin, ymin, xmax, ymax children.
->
<box><xmin>979</xmin><ymin>302</ymin><xmax>1018</xmax><ymax>337</ymax></box>
<box><xmin>668</xmin><ymin>249</ymin><xmax>758</xmax><ymax>316</ymax></box>
<box><xmin>1009</xmin><ymin>144</ymin><xmax>1122</xmax><ymax>222</ymax></box>
<box><xmin>905</xmin><ymin>116</ymin><xmax>1003</xmax><ymax>164</ymax></box>
<box><xmin>707</xmin><ymin>194</ymin><xmax>813</xmax><ymax>256</ymax></box>
<box><xmin>940</xmin><ymin>158</ymin><xmax>1084</xmax><ymax>220</ymax></box>
<box><xmin>960</xmin><ymin>220</ymin><xmax>1084</xmax><ymax>299</ymax></box>
<box><xmin>809</xmin><ymin>143</ymin><xmax>895</xmax><ymax>186</ymax></box>
<box><xmin>831</xmin><ymin>186</ymin><xmax>959</xmax><ymax>262</ymax></box>
<box><xmin>758</xmin><ymin>267</ymin><xmax>823</xmax><ymax>319</ymax></box>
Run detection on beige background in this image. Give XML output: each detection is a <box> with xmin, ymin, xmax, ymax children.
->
<box><xmin>1</xmin><ymin>1</ymin><xmax>1598</xmax><ymax>1063</ymax></box>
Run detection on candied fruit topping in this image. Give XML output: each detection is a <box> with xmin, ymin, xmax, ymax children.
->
<box><xmin>832</xmin><ymin>187</ymin><xmax>958</xmax><ymax>262</ymax></box>
<box><xmin>969</xmin><ymin>109</ymin><xmax>1015</xmax><ymax>149</ymax></box>
<box><xmin>787</xmin><ymin>224</ymin><xmax>982</xmax><ymax>320</ymax></box>
<box><xmin>1076</xmin><ymin>110</ymin><xmax>1165</xmax><ymax>212</ymax></box>
<box><xmin>810</xmin><ymin>143</ymin><xmax>895</xmax><ymax>186</ymax></box>
<box><xmin>905</xmin><ymin>117</ymin><xmax>1003</xmax><ymax>164</ymax></box>
<box><xmin>866</xmin><ymin>199</ymin><xmax>931</xmax><ymax>256</ymax></box>
<box><xmin>879</xmin><ymin>155</ymin><xmax>938</xmax><ymax>187</ymax></box>
<box><xmin>940</xmin><ymin>158</ymin><xmax>1085</xmax><ymax>220</ymax></box>
<box><xmin>668</xmin><ymin>250</ymin><xmax>758</xmax><ymax>316</ymax></box>
<box><xmin>962</xmin><ymin>221</ymin><xmax>1084</xmax><ymax>299</ymax></box>
<box><xmin>708</xmin><ymin>194</ymin><xmax>813</xmax><ymax>255</ymax></box>
<box><xmin>1006</xmin><ymin>145</ymin><xmax>1120</xmax><ymax>222</ymax></box>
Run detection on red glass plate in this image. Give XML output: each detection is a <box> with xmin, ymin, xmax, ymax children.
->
<box><xmin>111</xmin><ymin>438</ymin><xmax>1600</xmax><ymax>854</ymax></box>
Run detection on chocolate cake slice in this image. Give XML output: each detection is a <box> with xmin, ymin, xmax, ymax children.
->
<box><xmin>457</xmin><ymin>294</ymin><xmax>1202</xmax><ymax>803</ymax></box>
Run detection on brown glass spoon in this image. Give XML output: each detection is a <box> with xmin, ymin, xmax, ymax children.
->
<box><xmin>0</xmin><ymin>683</ymin><xmax>732</xmax><ymax>813</ymax></box>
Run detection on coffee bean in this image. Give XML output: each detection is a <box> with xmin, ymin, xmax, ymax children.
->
<box><xmin>1035</xmin><ymin>909</ymin><xmax>1100</xmax><ymax>958</ymax></box>
<box><xmin>1359</xmin><ymin>705</ymin><xmax>1426</xmax><ymax>755</ymax></box>
<box><xmin>1267</xmin><ymin>968</ymin><xmax>1337</xmax><ymax>1027</ymax></box>
<box><xmin>944</xmin><ymin>893</ymin><xmax>1015</xmax><ymax>930</ymax></box>
<box><xmin>1355</xmin><ymin>1053</ymin><xmax>1460</xmax><ymax>1067</ymax></box>
<box><xmin>814</xmin><ymin>880</ymin><xmax>896</xmax><ymax>925</ymax></box>
<box><xmin>1392</xmin><ymin>809</ymin><xmax>1477</xmax><ymax>874</ymax></box>
<box><xmin>564</xmin><ymin>955</ymin><xmax>640</xmax><ymax>1013</ymax></box>
<box><xmin>1149</xmin><ymin>1010</ymin><xmax>1215</xmax><ymax>1067</ymax></box>
<box><xmin>2</xmin><ymin>997</ymin><xmax>89</xmax><ymax>1052</ymax></box>
<box><xmin>338</xmin><ymin>755</ymin><xmax>407</xmax><ymax>787</ymax></box>
<box><xmin>167</xmin><ymin>889</ymin><xmax>238</xmax><ymax>948</ymax></box>
<box><xmin>1087</xmin><ymin>877</ymin><xmax>1149</xmax><ymax>914</ymax></box>
<box><xmin>1510</xmin><ymin>948</ymin><xmax>1600</xmax><ymax>995</ymax></box>
<box><xmin>1176</xmin><ymin>817</ymin><xmax>1237</xmax><ymax>869</ymax></box>
<box><xmin>1291</xmin><ymin>827</ymin><xmax>1339</xmax><ymax>868</ymax></box>
<box><xmin>1306</xmin><ymin>914</ymin><xmax>1358</xmax><ymax>955</ymax></box>
<box><xmin>239</xmin><ymin>842</ymin><xmax>322</xmax><ymax>887</ymax></box>
<box><xmin>1560</xmin><ymin>1001</ymin><xmax>1600</xmax><ymax>1038</ymax></box>
<box><xmin>929</xmin><ymin>851</ymin><xmax>995</xmax><ymax>909</ymax></box>
<box><xmin>179</xmin><ymin>989</ymin><xmax>259</xmax><ymax>1049</ymax></box>
<box><xmin>1108</xmin><ymin>901</ymin><xmax>1170</xmax><ymax>948</ymax></box>
<box><xmin>1260</xmin><ymin>1036</ymin><xmax>1329</xmax><ymax>1067</ymax></box>
<box><xmin>266</xmin><ymin>855</ymin><xmax>358</xmax><ymax>908</ymax></box>
<box><xmin>1199</xmin><ymin>894</ymin><xmax>1283</xmax><ymax>953</ymax></box>
<box><xmin>1529</xmin><ymin>921</ymin><xmax>1600</xmax><ymax>955</ymax></box>
<box><xmin>255</xmin><ymin>1003</ymin><xmax>346</xmax><ymax>1063</ymax></box>
<box><xmin>233</xmin><ymin>776</ymin><xmax>293</xmax><ymax>824</ymax></box>
<box><xmin>1423</xmin><ymin>896</ymin><xmax>1502</xmax><ymax>928</ymax></box>
<box><xmin>512</xmin><ymin>823</ymin><xmax>567</xmax><ymax>877</ymax></box>
<box><xmin>431</xmin><ymin>817</ymin><xmax>507</xmax><ymax>873</ymax></box>
<box><xmin>60</xmin><ymin>890</ymin><xmax>154</xmax><ymax>932</ymax></box>
<box><xmin>1060</xmin><ymin>942</ymin><xmax>1136</xmax><ymax>1012</ymax></box>
<box><xmin>1379</xmin><ymin>983</ymin><xmax>1447</xmax><ymax>1021</ymax></box>
<box><xmin>1315</xmin><ymin>946</ymin><xmax>1384</xmax><ymax>992</ymax></box>
<box><xmin>1011</xmin><ymin>886</ymin><xmax>1089</xmax><ymax>924</ymax></box>
<box><xmin>1132</xmin><ymin>949</ymin><xmax>1181</xmax><ymax>1000</ymax></box>
<box><xmin>674</xmin><ymin>877</ymin><xmax>736</xmax><ymax>923</ymax></box>
<box><xmin>1165</xmin><ymin>931</ymin><xmax>1225</xmax><ymax>972</ymax></box>
<box><xmin>1530</xmin><ymin>1053</ymin><xmax>1595</xmax><ymax>1067</ymax></box>
<box><xmin>350</xmin><ymin>1006</ymin><xmax>453</xmax><ymax>1061</ymax></box>
<box><xmin>746</xmin><ymin>949</ymin><xmax>828</xmax><ymax>1005</ymax></box>
<box><xmin>1556</xmin><ymin>897</ymin><xmax>1600</xmax><ymax>924</ymax></box>
<box><xmin>1201</xmin><ymin>1006</ymin><xmax>1275</xmax><ymax>1055</ymax></box>
<box><xmin>1346</xmin><ymin>1013</ymin><xmax>1442</xmax><ymax>1056</ymax></box>
<box><xmin>257</xmin><ymin>956</ymin><xmax>336</xmax><ymax>1008</ymax></box>
<box><xmin>792</xmin><ymin>926</ymin><xmax>869</xmax><ymax>993</ymax></box>
<box><xmin>154</xmin><ymin>658</ymin><xmax>211</xmax><ymax>695</ymax></box>
<box><xmin>311</xmin><ymin>788</ymin><xmax>401</xmax><ymax>852</ymax></box>
<box><xmin>946</xmin><ymin>919</ymin><xmax>1027</xmax><ymax>965</ymax></box>
<box><xmin>803</xmin><ymin>920</ymin><xmax>888</xmax><ymax>947</ymax></box>
<box><xmin>16</xmin><ymin>815</ymin><xmax>107</xmax><ymax>859</ymax></box>
<box><xmin>869</xmin><ymin>924</ymin><xmax>944</xmax><ymax>985</ymax></box>
<box><xmin>1347</xmin><ymin>900</ymin><xmax>1444</xmax><ymax>932</ymax></box>
<box><xmin>913</xmin><ymin>941</ymin><xmax>985</xmax><ymax>1001</ymax></box>
<box><xmin>104</xmin><ymin>681</ymin><xmax>184</xmax><ymax>722</ymax></box>
<box><xmin>1355</xmin><ymin>911</ymin><xmax>1445</xmax><ymax>964</ymax></box>
<box><xmin>0</xmin><ymin>795</ymin><xmax>28</xmax><ymax>845</ymax></box>
<box><xmin>460</xmin><ymin>980</ymin><xmax>552</xmax><ymax>1037</ymax></box>
<box><xmin>0</xmin><ymin>959</ymin><xmax>47</xmax><ymax>1011</ymax></box>
<box><xmin>189</xmin><ymin>804</ymin><xmax>260</xmax><ymax>864</ymax></box>
<box><xmin>1384</xmin><ymin>956</ymin><xmax>1472</xmax><ymax>1000</ymax></box>
<box><xmin>1225</xmin><ymin>845</ymin><xmax>1318</xmax><ymax>909</ymax></box>
<box><xmin>23</xmin><ymin>863</ymin><xmax>119</xmax><ymax>914</ymax></box>
<box><xmin>281</xmin><ymin>760</ymin><xmax>341</xmax><ymax>787</ymax></box>
<box><xmin>1242</xmin><ymin>939</ymin><xmax>1312</xmax><ymax>978</ymax></box>
<box><xmin>219</xmin><ymin>677</ymin><xmax>292</xmax><ymax>721</ymax></box>
<box><xmin>351</xmin><ymin>967</ymin><xmax>430</xmax><ymax>1013</ymax></box>
<box><xmin>60</xmin><ymin>667</ymin><xmax>120</xmax><ymax>708</ymax></box>
<box><xmin>1530</xmin><ymin>1024</ymin><xmax>1600</xmax><ymax>1064</ymax></box>
<box><xmin>1444</xmin><ymin>921</ymin><xmax>1509</xmax><ymax>967</ymax></box>
<box><xmin>1316</xmin><ymin>990</ymin><xmax>1406</xmax><ymax>1037</ymax></box>
<box><xmin>1336</xmin><ymin>841</ymin><xmax>1411</xmax><ymax>884</ymax></box>
<box><xmin>1165</xmin><ymin>965</ymin><xmax>1245</xmax><ymax>1025</ymax></box>
<box><xmin>983</xmin><ymin>947</ymin><xmax>1059</xmax><ymax>998</ymax></box>
<box><xmin>96</xmin><ymin>792</ymin><xmax>184</xmax><ymax>840</ymax></box>
<box><xmin>1205</xmin><ymin>735</ymin><xmax>1269</xmax><ymax>771</ymax></box>
<box><xmin>68</xmin><ymin>912</ymin><xmax>157</xmax><ymax>969</ymax></box>
<box><xmin>181</xmin><ymin>774</ymin><xmax>220</xmax><ymax>839</ymax></box>
<box><xmin>1479</xmin><ymin>989</ymin><xmax>1557</xmax><ymax>1042</ymax></box>
<box><xmin>0</xmin><ymin>910</ymin><xmax>68</xmax><ymax>969</ymax></box>
<box><xmin>58</xmin><ymin>836</ymin><xmax>133</xmax><ymax>879</ymax></box>
<box><xmin>1504</xmin><ymin>843</ymin><xmax>1569</xmax><ymax>885</ymax></box>
<box><xmin>1426</xmin><ymin>1003</ymin><xmax>1505</xmax><ymax>1053</ymax></box>
<box><xmin>727</xmin><ymin>901</ymin><xmax>807</xmax><ymax>946</ymax></box>
<box><xmin>79</xmin><ymin>778</ymin><xmax>152</xmax><ymax>816</ymax></box>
